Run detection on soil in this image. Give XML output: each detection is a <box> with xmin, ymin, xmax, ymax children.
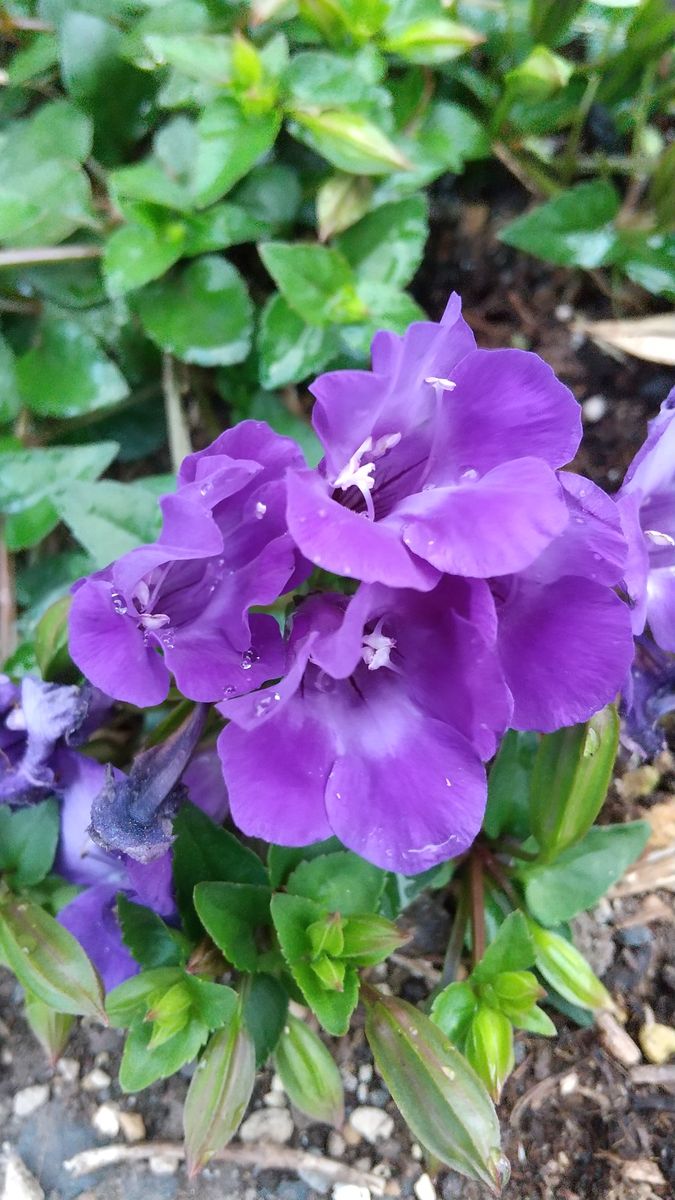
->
<box><xmin>2</xmin><ymin>178</ymin><xmax>674</xmax><ymax>1200</ymax></box>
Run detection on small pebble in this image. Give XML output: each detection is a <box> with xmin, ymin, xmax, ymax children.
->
<box><xmin>239</xmin><ymin>1107</ymin><xmax>293</xmax><ymax>1144</ymax></box>
<box><xmin>118</xmin><ymin>1111</ymin><xmax>146</xmax><ymax>1143</ymax></box>
<box><xmin>149</xmin><ymin>1155</ymin><xmax>178</xmax><ymax>1176</ymax></box>
<box><xmin>13</xmin><ymin>1085</ymin><xmax>49</xmax><ymax>1118</ymax></box>
<box><xmin>349</xmin><ymin>1107</ymin><xmax>394</xmax><ymax>1144</ymax></box>
<box><xmin>555</xmin><ymin>303</ymin><xmax>573</xmax><ymax>322</ymax></box>
<box><xmin>81</xmin><ymin>1069</ymin><xmax>111</xmax><ymax>1093</ymax></box>
<box><xmin>582</xmin><ymin>395</ymin><xmax>607</xmax><ymax>423</ymax></box>
<box><xmin>327</xmin><ymin>1132</ymin><xmax>346</xmax><ymax>1158</ymax></box>
<box><xmin>357</xmin><ymin>1065</ymin><xmax>373</xmax><ymax>1084</ymax></box>
<box><xmin>414</xmin><ymin>1174</ymin><xmax>437</xmax><ymax>1200</ymax></box>
<box><xmin>56</xmin><ymin>1058</ymin><xmax>80</xmax><ymax>1084</ymax></box>
<box><xmin>356</xmin><ymin>1084</ymin><xmax>369</xmax><ymax>1103</ymax></box>
<box><xmin>332</xmin><ymin>1186</ymin><xmax>370</xmax><ymax>1200</ymax></box>
<box><xmin>92</xmin><ymin>1104</ymin><xmax>120</xmax><ymax>1138</ymax></box>
<box><xmin>411</xmin><ymin>1144</ymin><xmax>423</xmax><ymax>1162</ymax></box>
<box><xmin>1</xmin><ymin>1051</ymin><xmax>12</xmax><ymax>1067</ymax></box>
<box><xmin>617</xmin><ymin>925</ymin><xmax>652</xmax><ymax>948</ymax></box>
<box><xmin>263</xmin><ymin>1089</ymin><xmax>288</xmax><ymax>1108</ymax></box>
<box><xmin>1</xmin><ymin>1148</ymin><xmax>44</xmax><ymax>1200</ymax></box>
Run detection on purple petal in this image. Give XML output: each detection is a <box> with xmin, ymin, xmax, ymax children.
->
<box><xmin>183</xmin><ymin>749</ymin><xmax>229</xmax><ymax>823</ymax></box>
<box><xmin>622</xmin><ymin>388</ymin><xmax>675</xmax><ymax>500</ymax></box>
<box><xmin>496</xmin><ymin>576</ymin><xmax>635</xmax><ymax>732</ymax></box>
<box><xmin>616</xmin><ymin>492</ymin><xmax>649</xmax><ymax>634</ymax></box>
<box><xmin>55</xmin><ymin>752</ymin><xmax>126</xmax><ymax>887</ymax></box>
<box><xmin>398</xmin><ymin>458</ymin><xmax>568</xmax><ymax>578</ymax></box>
<box><xmin>69</xmin><ymin>577</ymin><xmax>170</xmax><ymax>708</ymax></box>
<box><xmin>525</xmin><ymin>473</ymin><xmax>627</xmax><ymax>587</ymax></box>
<box><xmin>124</xmin><ymin>853</ymin><xmax>175</xmax><ymax>917</ymax></box>
<box><xmin>424</xmin><ymin>348</ymin><xmax>580</xmax><ymax>477</ymax></box>
<box><xmin>59</xmin><ymin>885</ymin><xmax>138</xmax><ymax>991</ymax></box>
<box><xmin>647</xmin><ymin>566</ymin><xmax>675</xmax><ymax>652</ymax></box>
<box><xmin>286</xmin><ymin>468</ymin><xmax>440</xmax><ymax>588</ymax></box>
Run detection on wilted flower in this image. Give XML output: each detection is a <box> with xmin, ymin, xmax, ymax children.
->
<box><xmin>286</xmin><ymin>293</ymin><xmax>581</xmax><ymax>587</ymax></box>
<box><xmin>621</xmin><ymin>635</ymin><xmax>675</xmax><ymax>759</ymax></box>
<box><xmin>69</xmin><ymin>423</ymin><xmax>305</xmax><ymax>708</ymax></box>
<box><xmin>618</xmin><ymin>389</ymin><xmax>675</xmax><ymax>652</ymax></box>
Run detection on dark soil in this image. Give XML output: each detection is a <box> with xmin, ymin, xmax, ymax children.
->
<box><xmin>2</xmin><ymin>187</ymin><xmax>674</xmax><ymax>1200</ymax></box>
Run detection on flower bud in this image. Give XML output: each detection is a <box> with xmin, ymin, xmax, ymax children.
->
<box><xmin>363</xmin><ymin>985</ymin><xmax>508</xmax><ymax>1193</ymax></box>
<box><xmin>340</xmin><ymin>914</ymin><xmax>408</xmax><ymax>966</ymax></box>
<box><xmin>146</xmin><ymin>981</ymin><xmax>192</xmax><ymax>1048</ymax></box>
<box><xmin>317</xmin><ymin>175</ymin><xmax>373</xmax><ymax>242</ymax></box>
<box><xmin>24</xmin><ymin>992</ymin><xmax>74</xmax><ymax>1065</ymax></box>
<box><xmin>465</xmin><ymin>1007</ymin><xmax>514</xmax><ymax>1102</ymax></box>
<box><xmin>527</xmin><ymin>920</ymin><xmax>614</xmax><ymax>1012</ymax></box>
<box><xmin>274</xmin><ymin>1014</ymin><xmax>344</xmax><ymax>1126</ymax></box>
<box><xmin>310</xmin><ymin>954</ymin><xmax>345</xmax><ymax>992</ymax></box>
<box><xmin>486</xmin><ymin>971</ymin><xmax>544</xmax><ymax>1021</ymax></box>
<box><xmin>308</xmin><ymin>913</ymin><xmax>345</xmax><ymax>960</ymax></box>
<box><xmin>184</xmin><ymin>1012</ymin><xmax>256</xmax><ymax>1178</ymax></box>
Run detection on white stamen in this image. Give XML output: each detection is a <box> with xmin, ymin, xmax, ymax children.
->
<box><xmin>362</xmin><ymin>618</ymin><xmax>396</xmax><ymax>672</ymax></box>
<box><xmin>139</xmin><ymin>612</ymin><xmax>171</xmax><ymax>631</ymax></box>
<box><xmin>425</xmin><ymin>376</ymin><xmax>456</xmax><ymax>392</ymax></box>
<box><xmin>645</xmin><ymin>529</ymin><xmax>675</xmax><ymax>547</ymax></box>
<box><xmin>332</xmin><ymin>433</ymin><xmax>400</xmax><ymax>522</ymax></box>
<box><xmin>5</xmin><ymin>707</ymin><xmax>26</xmax><ymax>732</ymax></box>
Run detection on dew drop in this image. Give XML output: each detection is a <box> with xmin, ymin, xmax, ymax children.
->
<box><xmin>111</xmin><ymin>590</ymin><xmax>127</xmax><ymax>616</ymax></box>
<box><xmin>199</xmin><ymin>480</ymin><xmax>214</xmax><ymax>497</ymax></box>
<box><xmin>460</xmin><ymin>468</ymin><xmax>479</xmax><ymax>481</ymax></box>
<box><xmin>592</xmin><ymin>553</ymin><xmax>602</xmax><ymax>562</ymax></box>
<box><xmin>255</xmin><ymin>501</ymin><xmax>267</xmax><ymax>519</ymax></box>
<box><xmin>223</xmin><ymin>685</ymin><xmax>236</xmax><ymax>699</ymax></box>
<box><xmin>241</xmin><ymin>648</ymin><xmax>259</xmax><ymax>670</ymax></box>
<box><xmin>160</xmin><ymin>629</ymin><xmax>175</xmax><ymax>649</ymax></box>
<box><xmin>445</xmin><ymin>778</ymin><xmax>452</xmax><ymax>787</ymax></box>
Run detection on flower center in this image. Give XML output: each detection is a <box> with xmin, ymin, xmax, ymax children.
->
<box><xmin>332</xmin><ymin>433</ymin><xmax>401</xmax><ymax>521</ymax></box>
<box><xmin>361</xmin><ymin>619</ymin><xmax>396</xmax><ymax>671</ymax></box>
<box><xmin>645</xmin><ymin>529</ymin><xmax>675</xmax><ymax>547</ymax></box>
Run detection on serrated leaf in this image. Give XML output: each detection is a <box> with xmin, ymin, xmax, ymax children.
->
<box><xmin>271</xmin><ymin>893</ymin><xmax>359</xmax><ymax>1035</ymax></box>
<box><xmin>0</xmin><ymin>800</ymin><xmax>60</xmax><ymax>888</ymax></box>
<box><xmin>119</xmin><ymin>1016</ymin><xmax>208</xmax><ymax>1092</ymax></box>
<box><xmin>173</xmin><ymin>804</ymin><xmax>268</xmax><ymax>939</ymax></box>
<box><xmin>194</xmin><ymin>882</ymin><xmax>272</xmax><ymax>972</ymax></box>
<box><xmin>287</xmin><ymin>851</ymin><xmax>386</xmax><ymax>916</ymax></box>
<box><xmin>117</xmin><ymin>895</ymin><xmax>187</xmax><ymax>970</ymax></box>
<box><xmin>471</xmin><ymin>912</ymin><xmax>536</xmax><ymax>985</ymax></box>
<box><xmin>106</xmin><ymin>967</ymin><xmax>185</xmax><ymax>1028</ymax></box>
<box><xmin>267</xmin><ymin>839</ymin><xmax>342</xmax><ymax>889</ymax></box>
<box><xmin>483</xmin><ymin>731</ymin><xmax>538</xmax><ymax>841</ymax></box>
<box><xmin>243</xmin><ymin>973</ymin><xmax>289</xmax><ymax>1066</ymax></box>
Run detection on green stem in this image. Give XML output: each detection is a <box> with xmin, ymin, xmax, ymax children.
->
<box><xmin>469</xmin><ymin>855</ymin><xmax>486</xmax><ymax>969</ymax></box>
<box><xmin>162</xmin><ymin>354</ymin><xmax>192</xmax><ymax>474</ymax></box>
<box><xmin>433</xmin><ymin>886</ymin><xmax>470</xmax><ymax>997</ymax></box>
<box><xmin>562</xmin><ymin>73</ymin><xmax>600</xmax><ymax>186</ymax></box>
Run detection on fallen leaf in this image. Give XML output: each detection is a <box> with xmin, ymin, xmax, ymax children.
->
<box><xmin>577</xmin><ymin>313</ymin><xmax>675</xmax><ymax>365</ymax></box>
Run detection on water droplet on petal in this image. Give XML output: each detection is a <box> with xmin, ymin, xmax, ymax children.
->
<box><xmin>111</xmin><ymin>590</ymin><xmax>127</xmax><ymax>616</ymax></box>
<box><xmin>241</xmin><ymin>648</ymin><xmax>259</xmax><ymax>670</ymax></box>
<box><xmin>460</xmin><ymin>468</ymin><xmax>479</xmax><ymax>481</ymax></box>
<box><xmin>199</xmin><ymin>480</ymin><xmax>214</xmax><ymax>497</ymax></box>
<box><xmin>255</xmin><ymin>501</ymin><xmax>267</xmax><ymax>519</ymax></box>
<box><xmin>223</xmin><ymin>685</ymin><xmax>236</xmax><ymax>698</ymax></box>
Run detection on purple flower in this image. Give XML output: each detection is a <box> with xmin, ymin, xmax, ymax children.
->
<box><xmin>69</xmin><ymin>422</ymin><xmax>305</xmax><ymax>708</ymax></box>
<box><xmin>218</xmin><ymin>578</ymin><xmax>512</xmax><ymax>873</ymax></box>
<box><xmin>491</xmin><ymin>473</ymin><xmax>635</xmax><ymax>731</ymax></box>
<box><xmin>285</xmin><ymin>294</ymin><xmax>581</xmax><ymax>587</ymax></box>
<box><xmin>621</xmin><ymin>635</ymin><xmax>675</xmax><ymax>759</ymax></box>
<box><xmin>0</xmin><ymin>676</ymin><xmax>110</xmax><ymax>806</ymax></box>
<box><xmin>618</xmin><ymin>389</ymin><xmax>675</xmax><ymax>652</ymax></box>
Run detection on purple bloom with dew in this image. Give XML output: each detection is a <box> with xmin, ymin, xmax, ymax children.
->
<box><xmin>285</xmin><ymin>294</ymin><xmax>582</xmax><ymax>587</ymax></box>
<box><xmin>0</xmin><ymin>676</ymin><xmax>110</xmax><ymax>807</ymax></box>
<box><xmin>218</xmin><ymin>578</ymin><xmax>512</xmax><ymax>873</ymax></box>
<box><xmin>618</xmin><ymin>389</ymin><xmax>675</xmax><ymax>652</ymax></box>
<box><xmin>69</xmin><ymin>422</ymin><xmax>306</xmax><ymax>708</ymax></box>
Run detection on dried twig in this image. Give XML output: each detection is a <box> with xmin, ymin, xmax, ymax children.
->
<box><xmin>162</xmin><ymin>354</ymin><xmax>192</xmax><ymax>474</ymax></box>
<box><xmin>0</xmin><ymin>530</ymin><xmax>17</xmax><ymax>663</ymax></box>
<box><xmin>0</xmin><ymin>245</ymin><xmax>102</xmax><ymax>269</ymax></box>
<box><xmin>63</xmin><ymin>1140</ymin><xmax>388</xmax><ymax>1193</ymax></box>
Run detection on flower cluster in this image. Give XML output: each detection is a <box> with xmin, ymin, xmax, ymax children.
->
<box><xmin>67</xmin><ymin>294</ymin><xmax>636</xmax><ymax>875</ymax></box>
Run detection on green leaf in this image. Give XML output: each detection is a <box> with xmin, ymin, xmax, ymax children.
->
<box><xmin>53</xmin><ymin>480</ymin><xmax>162</xmax><ymax>568</ymax></box>
<box><xmin>339</xmin><ymin>280</ymin><xmax>424</xmax><ymax>357</ymax></box>
<box><xmin>257</xmin><ymin>294</ymin><xmax>337</xmax><ymax>389</ymax></box>
<box><xmin>183</xmin><ymin>977</ymin><xmax>239</xmax><ymax>1032</ymax></box>
<box><xmin>287</xmin><ymin>851</ymin><xmax>387</xmax><ymax>916</ymax></box>
<box><xmin>117</xmin><ymin>895</ymin><xmax>187</xmax><ymax>970</ymax></box>
<box><xmin>431</xmin><ymin>981</ymin><xmax>478</xmax><ymax>1046</ymax></box>
<box><xmin>182</xmin><ymin>203</ymin><xmax>266</xmax><ymax>256</ymax></box>
<box><xmin>259</xmin><ymin>241</ymin><xmax>359</xmax><ymax>327</ymax></box>
<box><xmin>194</xmin><ymin>882</ymin><xmax>272</xmax><ymax>972</ymax></box>
<box><xmin>0</xmin><ymin>800</ymin><xmax>60</xmax><ymax>888</ymax></box>
<box><xmin>119</xmin><ymin>1016</ymin><xmax>208</xmax><ymax>1092</ymax></box>
<box><xmin>4</xmin><ymin>502</ymin><xmax>61</xmax><ymax>553</ymax></box>
<box><xmin>530</xmin><ymin>0</ymin><xmax>584</xmax><ymax>46</ymax></box>
<box><xmin>16</xmin><ymin>320</ymin><xmax>128</xmax><ymax>420</ymax></box>
<box><xmin>499</xmin><ymin>181</ymin><xmax>621</xmax><ymax>268</ymax></box>
<box><xmin>173</xmin><ymin>804</ymin><xmax>268</xmax><ymax>939</ymax></box>
<box><xmin>521</xmin><ymin>820</ymin><xmax>651</xmax><ymax>925</ymax></box>
<box><xmin>0</xmin><ymin>442</ymin><xmax>118</xmax><ymax>516</ymax></box>
<box><xmin>374</xmin><ymin>102</ymin><xmax>489</xmax><ymax>203</ymax></box>
<box><xmin>529</xmin><ymin>707</ymin><xmax>619</xmax><ymax>861</ymax></box>
<box><xmin>7</xmin><ymin>34</ymin><xmax>59</xmax><ymax>86</ymax></box>
<box><xmin>612</xmin><ymin>231</ymin><xmax>675</xmax><ymax>300</ymax></box>
<box><xmin>193</xmin><ymin>100</ymin><xmax>281</xmax><ymax>209</ymax></box>
<box><xmin>143</xmin><ymin>33</ymin><xmax>233</xmax><ymax>83</ymax></box>
<box><xmin>233</xmin><ymin>164</ymin><xmax>301</xmax><ymax>233</ymax></box>
<box><xmin>0</xmin><ymin>334</ymin><xmax>20</xmax><ymax>426</ymax></box>
<box><xmin>483</xmin><ymin>731</ymin><xmax>538</xmax><ymax>841</ymax></box>
<box><xmin>104</xmin><ymin>218</ymin><xmax>187</xmax><ymax>296</ymax></box>
<box><xmin>336</xmin><ymin>196</ymin><xmax>428</xmax><ymax>289</ymax></box>
<box><xmin>242</xmin><ymin>973</ymin><xmax>289</xmax><ymax>1066</ymax></box>
<box><xmin>0</xmin><ymin>160</ymin><xmax>95</xmax><ymax>247</ymax></box>
<box><xmin>0</xmin><ymin>894</ymin><xmax>105</xmax><ymax>1019</ymax></box>
<box><xmin>267</xmin><ymin>838</ymin><xmax>342</xmax><ymax>889</ymax></box>
<box><xmin>135</xmin><ymin>256</ymin><xmax>253</xmax><ymax>366</ymax></box>
<box><xmin>274</xmin><ymin>1013</ymin><xmax>344</xmax><ymax>1126</ymax></box>
<box><xmin>2</xmin><ymin>100</ymin><xmax>93</xmax><ymax>170</ymax></box>
<box><xmin>289</xmin><ymin>109</ymin><xmax>410</xmax><ymax>176</ymax></box>
<box><xmin>34</xmin><ymin>596</ymin><xmax>75</xmax><ymax>683</ymax></box>
<box><xmin>364</xmin><ymin>987</ymin><xmax>508</xmax><ymax>1192</ymax></box>
<box><xmin>271</xmin><ymin>893</ymin><xmax>359</xmax><ymax>1036</ymax></box>
<box><xmin>184</xmin><ymin>1014</ymin><xmax>256</xmax><ymax>1177</ymax></box>
<box><xmin>106</xmin><ymin>967</ymin><xmax>185</xmax><ymax>1028</ymax></box>
<box><xmin>471</xmin><ymin>912</ymin><xmax>536</xmax><ymax>985</ymax></box>
<box><xmin>24</xmin><ymin>991</ymin><xmax>74</xmax><ymax>1064</ymax></box>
